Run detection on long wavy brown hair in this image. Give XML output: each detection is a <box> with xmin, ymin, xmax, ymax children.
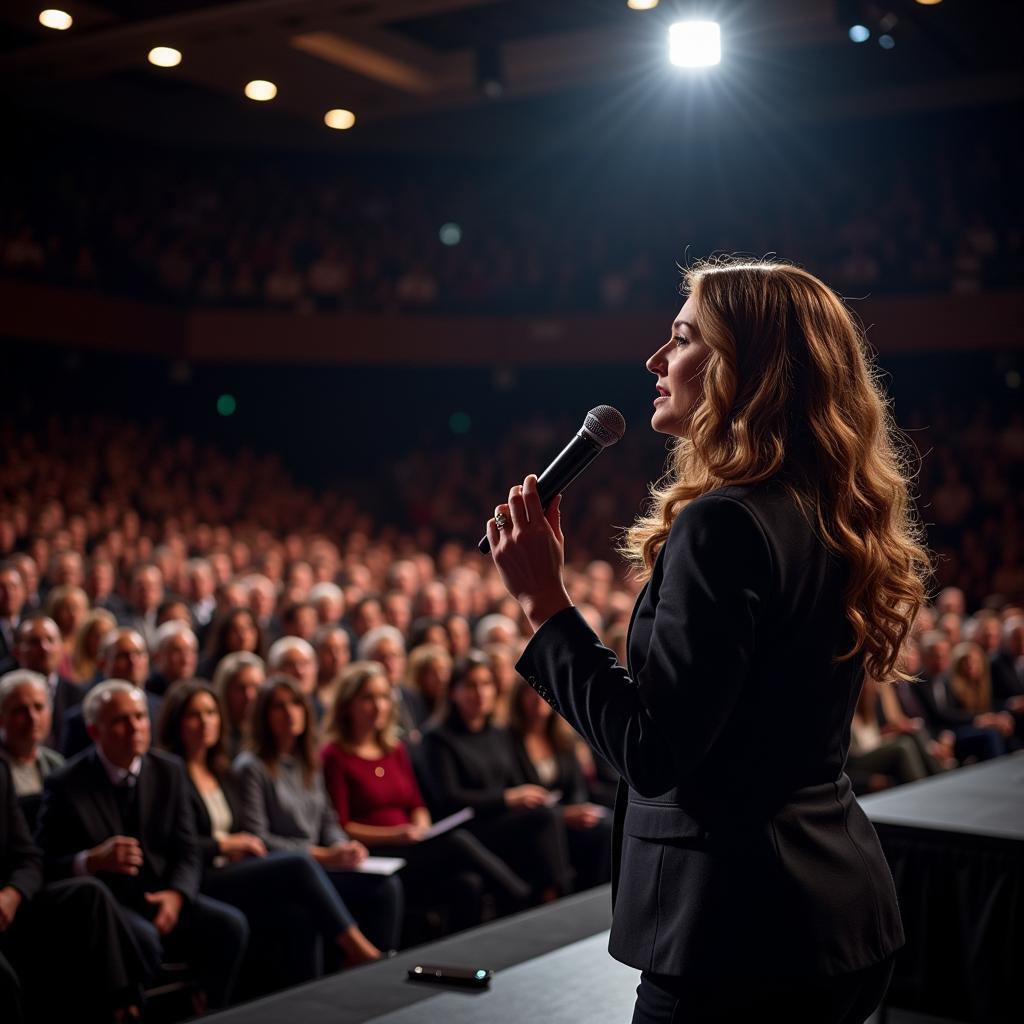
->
<box><xmin>620</xmin><ymin>258</ymin><xmax>930</xmax><ymax>682</ymax></box>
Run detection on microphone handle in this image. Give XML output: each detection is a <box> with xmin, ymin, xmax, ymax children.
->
<box><xmin>477</xmin><ymin>432</ymin><xmax>601</xmax><ymax>554</ymax></box>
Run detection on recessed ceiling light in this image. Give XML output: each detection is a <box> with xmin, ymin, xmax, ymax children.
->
<box><xmin>148</xmin><ymin>47</ymin><xmax>182</xmax><ymax>68</ymax></box>
<box><xmin>324</xmin><ymin>109</ymin><xmax>356</xmax><ymax>130</ymax></box>
<box><xmin>627</xmin><ymin>0</ymin><xmax>659</xmax><ymax>9</ymax></box>
<box><xmin>39</xmin><ymin>9</ymin><xmax>73</xmax><ymax>30</ymax></box>
<box><xmin>244</xmin><ymin>80</ymin><xmax>277</xmax><ymax>101</ymax></box>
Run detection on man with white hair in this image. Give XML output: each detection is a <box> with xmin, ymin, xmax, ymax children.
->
<box><xmin>357</xmin><ymin>626</ymin><xmax>424</xmax><ymax>737</ymax></box>
<box><xmin>34</xmin><ymin>680</ymin><xmax>248</xmax><ymax>1009</ymax></box>
<box><xmin>147</xmin><ymin>621</ymin><xmax>198</xmax><ymax>697</ymax></box>
<box><xmin>267</xmin><ymin>636</ymin><xmax>319</xmax><ymax>711</ymax></box>
<box><xmin>0</xmin><ymin>671</ymin><xmax>64</xmax><ymax>805</ymax></box>
<box><xmin>474</xmin><ymin>613</ymin><xmax>519</xmax><ymax>649</ymax></box>
<box><xmin>59</xmin><ymin>628</ymin><xmax>161</xmax><ymax>758</ymax></box>
<box><xmin>13</xmin><ymin>616</ymin><xmax>82</xmax><ymax>750</ymax></box>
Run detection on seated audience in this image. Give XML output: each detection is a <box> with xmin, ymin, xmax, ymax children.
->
<box><xmin>70</xmin><ymin>608</ymin><xmax>117</xmax><ymax>686</ymax></box>
<box><xmin>60</xmin><ymin>628</ymin><xmax>159</xmax><ymax>757</ymax></box>
<box><xmin>847</xmin><ymin>681</ymin><xmax>937</xmax><ymax>792</ymax></box>
<box><xmin>507</xmin><ymin>679</ymin><xmax>612</xmax><ymax>891</ymax></box>
<box><xmin>322</xmin><ymin>661</ymin><xmax>529</xmax><ymax>929</ymax></box>
<box><xmin>34</xmin><ymin>680</ymin><xmax>249</xmax><ymax>1009</ymax></box>
<box><xmin>0</xmin><ymin>759</ymin><xmax>143</xmax><ymax>1024</ymax></box>
<box><xmin>358</xmin><ymin>626</ymin><xmax>423</xmax><ymax>738</ymax></box>
<box><xmin>156</xmin><ymin>680</ymin><xmax>385</xmax><ymax>976</ymax></box>
<box><xmin>212</xmin><ymin>652</ymin><xmax>265</xmax><ymax>760</ymax></box>
<box><xmin>0</xmin><ymin>563</ymin><xmax>27</xmax><ymax>675</ymax></box>
<box><xmin>13</xmin><ymin>616</ymin><xmax>82</xmax><ymax>750</ymax></box>
<box><xmin>404</xmin><ymin>643</ymin><xmax>452</xmax><ymax>728</ymax></box>
<box><xmin>312</xmin><ymin>625</ymin><xmax>351</xmax><ymax>717</ymax></box>
<box><xmin>420</xmin><ymin>652</ymin><xmax>571</xmax><ymax>902</ymax></box>
<box><xmin>43</xmin><ymin>585</ymin><xmax>89</xmax><ymax>679</ymax></box>
<box><xmin>234</xmin><ymin>675</ymin><xmax>403</xmax><ymax>952</ymax></box>
<box><xmin>198</xmin><ymin>608</ymin><xmax>265</xmax><ymax>681</ymax></box>
<box><xmin>147</xmin><ymin>621</ymin><xmax>199</xmax><ymax>697</ymax></box>
<box><xmin>0</xmin><ymin>671</ymin><xmax>64</xmax><ymax>827</ymax></box>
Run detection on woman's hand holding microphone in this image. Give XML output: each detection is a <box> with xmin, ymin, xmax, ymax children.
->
<box><xmin>487</xmin><ymin>474</ymin><xmax>573</xmax><ymax>632</ymax></box>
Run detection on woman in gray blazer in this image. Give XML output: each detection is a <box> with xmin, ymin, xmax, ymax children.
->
<box><xmin>486</xmin><ymin>259</ymin><xmax>929</xmax><ymax>1023</ymax></box>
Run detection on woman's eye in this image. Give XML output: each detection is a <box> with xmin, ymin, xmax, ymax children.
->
<box><xmin>673</xmin><ymin>335</ymin><xmax>688</xmax><ymax>347</ymax></box>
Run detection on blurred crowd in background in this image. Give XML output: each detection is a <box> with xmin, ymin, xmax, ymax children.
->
<box><xmin>1</xmin><ymin>113</ymin><xmax>1021</xmax><ymax>313</ymax></box>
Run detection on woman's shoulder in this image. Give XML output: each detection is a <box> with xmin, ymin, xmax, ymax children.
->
<box><xmin>231</xmin><ymin>750</ymin><xmax>266</xmax><ymax>778</ymax></box>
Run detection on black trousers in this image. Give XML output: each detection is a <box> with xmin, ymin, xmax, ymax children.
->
<box><xmin>631</xmin><ymin>955</ymin><xmax>895</xmax><ymax>1024</ymax></box>
<box><xmin>122</xmin><ymin>893</ymin><xmax>249</xmax><ymax>1009</ymax></box>
<box><xmin>0</xmin><ymin>877</ymin><xmax>145</xmax><ymax>1024</ymax></box>
<box><xmin>377</xmin><ymin>827</ymin><xmax>533</xmax><ymax>926</ymax></box>
<box><xmin>203</xmin><ymin>851</ymin><xmax>357</xmax><ymax>986</ymax></box>
<box><xmin>468</xmin><ymin>805</ymin><xmax>573</xmax><ymax>898</ymax></box>
<box><xmin>326</xmin><ymin>869</ymin><xmax>404</xmax><ymax>952</ymax></box>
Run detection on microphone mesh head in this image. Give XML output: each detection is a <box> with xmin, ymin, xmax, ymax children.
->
<box><xmin>582</xmin><ymin>405</ymin><xmax>626</xmax><ymax>448</ymax></box>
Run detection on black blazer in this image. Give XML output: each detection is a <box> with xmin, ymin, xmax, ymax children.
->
<box><xmin>0</xmin><ymin>759</ymin><xmax>43</xmax><ymax>902</ymax></box>
<box><xmin>186</xmin><ymin>771</ymin><xmax>245</xmax><ymax>870</ymax></box>
<box><xmin>34</xmin><ymin>747</ymin><xmax>201</xmax><ymax>906</ymax></box>
<box><xmin>990</xmin><ymin>650</ymin><xmax>1024</xmax><ymax>704</ymax></box>
<box><xmin>518</xmin><ymin>481</ymin><xmax>903</xmax><ymax>980</ymax></box>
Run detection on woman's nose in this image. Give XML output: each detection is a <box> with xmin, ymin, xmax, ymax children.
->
<box><xmin>646</xmin><ymin>343</ymin><xmax>667</xmax><ymax>375</ymax></box>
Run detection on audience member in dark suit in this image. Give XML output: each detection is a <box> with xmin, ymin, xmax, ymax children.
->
<box><xmin>157</xmin><ymin>679</ymin><xmax>385</xmax><ymax>978</ymax></box>
<box><xmin>0</xmin><ymin>563</ymin><xmax>27</xmax><ymax>676</ymax></box>
<box><xmin>34</xmin><ymin>680</ymin><xmax>249</xmax><ymax>1010</ymax></box>
<box><xmin>125</xmin><ymin>564</ymin><xmax>164</xmax><ymax>652</ymax></box>
<box><xmin>0</xmin><ymin>671</ymin><xmax>65</xmax><ymax>829</ymax></box>
<box><xmin>1</xmin><ymin>759</ymin><xmax>143</xmax><ymax>1023</ymax></box>
<box><xmin>323</xmin><ymin>660</ymin><xmax>530</xmax><ymax>929</ymax></box>
<box><xmin>212</xmin><ymin>652</ymin><xmax>265</xmax><ymax>760</ymax></box>
<box><xmin>60</xmin><ymin>628</ymin><xmax>162</xmax><ymax>757</ymax></box>
<box><xmin>508</xmin><ymin>678</ymin><xmax>612</xmax><ymax>891</ymax></box>
<box><xmin>84</xmin><ymin>558</ymin><xmax>129</xmax><ymax>625</ymax></box>
<box><xmin>146</xmin><ymin>620</ymin><xmax>198</xmax><ymax>697</ymax></box>
<box><xmin>990</xmin><ymin>616</ymin><xmax>1024</xmax><ymax>739</ymax></box>
<box><xmin>234</xmin><ymin>675</ymin><xmax>404</xmax><ymax>952</ymax></box>
<box><xmin>13</xmin><ymin>616</ymin><xmax>83</xmax><ymax>749</ymax></box>
<box><xmin>916</xmin><ymin>631</ymin><xmax>1009</xmax><ymax>760</ymax></box>
<box><xmin>420</xmin><ymin>652</ymin><xmax>571</xmax><ymax>902</ymax></box>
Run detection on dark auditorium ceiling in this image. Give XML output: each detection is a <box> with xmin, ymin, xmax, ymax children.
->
<box><xmin>1</xmin><ymin>0</ymin><xmax>1022</xmax><ymax>153</ymax></box>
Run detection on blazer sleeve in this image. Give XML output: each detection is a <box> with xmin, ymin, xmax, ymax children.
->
<box><xmin>517</xmin><ymin>494</ymin><xmax>771</xmax><ymax>798</ymax></box>
<box><xmin>163</xmin><ymin>759</ymin><xmax>201</xmax><ymax>902</ymax></box>
<box><xmin>1</xmin><ymin>761</ymin><xmax>43</xmax><ymax>901</ymax></box>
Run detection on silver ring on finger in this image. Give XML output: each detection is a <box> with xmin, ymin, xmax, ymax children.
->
<box><xmin>495</xmin><ymin>511</ymin><xmax>510</xmax><ymax>530</ymax></box>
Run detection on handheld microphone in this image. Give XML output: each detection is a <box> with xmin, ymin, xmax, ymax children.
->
<box><xmin>478</xmin><ymin>405</ymin><xmax>626</xmax><ymax>554</ymax></box>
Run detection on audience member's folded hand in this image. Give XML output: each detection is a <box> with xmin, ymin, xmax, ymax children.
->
<box><xmin>0</xmin><ymin>885</ymin><xmax>23</xmax><ymax>932</ymax></box>
<box><xmin>87</xmin><ymin>835</ymin><xmax>143</xmax><ymax>876</ymax></box>
<box><xmin>144</xmin><ymin>889</ymin><xmax>184</xmax><ymax>936</ymax></box>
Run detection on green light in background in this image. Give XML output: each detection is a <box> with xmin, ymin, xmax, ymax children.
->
<box><xmin>449</xmin><ymin>411</ymin><xmax>471</xmax><ymax>434</ymax></box>
<box><xmin>217</xmin><ymin>393</ymin><xmax>237</xmax><ymax>416</ymax></box>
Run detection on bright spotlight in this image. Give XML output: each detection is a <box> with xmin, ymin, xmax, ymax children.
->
<box><xmin>244</xmin><ymin>80</ymin><xmax>277</xmax><ymax>101</ymax></box>
<box><xmin>848</xmin><ymin>25</ymin><xmax>870</xmax><ymax>43</ymax></box>
<box><xmin>324</xmin><ymin>109</ymin><xmax>356</xmax><ymax>130</ymax></box>
<box><xmin>39</xmin><ymin>9</ymin><xmax>72</xmax><ymax>30</ymax></box>
<box><xmin>915</xmin><ymin>0</ymin><xmax>942</xmax><ymax>5</ymax></box>
<box><xmin>878</xmin><ymin>34</ymin><xmax>896</xmax><ymax>49</ymax></box>
<box><xmin>669</xmin><ymin>21</ymin><xmax>721</xmax><ymax>68</ymax></box>
<box><xmin>627</xmin><ymin>0</ymin><xmax>660</xmax><ymax>9</ymax></box>
<box><xmin>148</xmin><ymin>47</ymin><xmax>182</xmax><ymax>68</ymax></box>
